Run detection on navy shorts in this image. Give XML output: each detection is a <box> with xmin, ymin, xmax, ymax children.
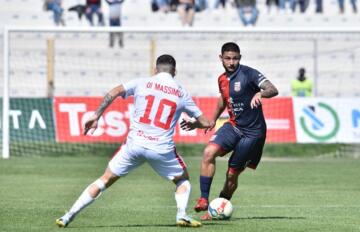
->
<box><xmin>210</xmin><ymin>122</ymin><xmax>266</xmax><ymax>171</ymax></box>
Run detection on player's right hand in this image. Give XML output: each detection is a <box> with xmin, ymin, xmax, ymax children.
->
<box><xmin>204</xmin><ymin>120</ymin><xmax>215</xmax><ymax>134</ymax></box>
<box><xmin>180</xmin><ymin>118</ymin><xmax>196</xmax><ymax>131</ymax></box>
<box><xmin>83</xmin><ymin>114</ymin><xmax>99</xmax><ymax>135</ymax></box>
<box><xmin>250</xmin><ymin>92</ymin><xmax>262</xmax><ymax>109</ymax></box>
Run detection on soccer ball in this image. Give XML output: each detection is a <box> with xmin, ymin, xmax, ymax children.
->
<box><xmin>208</xmin><ymin>197</ymin><xmax>233</xmax><ymax>220</ymax></box>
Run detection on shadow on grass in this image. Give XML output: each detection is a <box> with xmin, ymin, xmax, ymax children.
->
<box><xmin>67</xmin><ymin>217</ymin><xmax>305</xmax><ymax>228</ymax></box>
<box><xmin>70</xmin><ymin>223</ymin><xmax>232</xmax><ymax>228</ymax></box>
<box><xmin>70</xmin><ymin>224</ymin><xmax>191</xmax><ymax>228</ymax></box>
<box><xmin>232</xmin><ymin>216</ymin><xmax>306</xmax><ymax>220</ymax></box>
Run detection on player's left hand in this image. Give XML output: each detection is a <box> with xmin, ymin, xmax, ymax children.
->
<box><xmin>250</xmin><ymin>92</ymin><xmax>262</xmax><ymax>109</ymax></box>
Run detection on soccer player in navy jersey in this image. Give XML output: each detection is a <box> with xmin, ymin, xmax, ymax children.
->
<box><xmin>183</xmin><ymin>42</ymin><xmax>278</xmax><ymax>219</ymax></box>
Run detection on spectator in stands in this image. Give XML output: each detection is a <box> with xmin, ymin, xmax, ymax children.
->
<box><xmin>170</xmin><ymin>0</ymin><xmax>180</xmax><ymax>11</ymax></box>
<box><xmin>290</xmin><ymin>0</ymin><xmax>307</xmax><ymax>13</ymax></box>
<box><xmin>68</xmin><ymin>4</ymin><xmax>86</xmax><ymax>23</ymax></box>
<box><xmin>178</xmin><ymin>0</ymin><xmax>196</xmax><ymax>27</ymax></box>
<box><xmin>106</xmin><ymin>0</ymin><xmax>124</xmax><ymax>48</ymax></box>
<box><xmin>291</xmin><ymin>68</ymin><xmax>313</xmax><ymax>97</ymax></box>
<box><xmin>278</xmin><ymin>0</ymin><xmax>292</xmax><ymax>12</ymax></box>
<box><xmin>338</xmin><ymin>0</ymin><xmax>357</xmax><ymax>14</ymax></box>
<box><xmin>156</xmin><ymin>0</ymin><xmax>171</xmax><ymax>13</ymax></box>
<box><xmin>85</xmin><ymin>0</ymin><xmax>105</xmax><ymax>26</ymax></box>
<box><xmin>196</xmin><ymin>0</ymin><xmax>208</xmax><ymax>11</ymax></box>
<box><xmin>44</xmin><ymin>0</ymin><xmax>65</xmax><ymax>26</ymax></box>
<box><xmin>213</xmin><ymin>0</ymin><xmax>227</xmax><ymax>9</ymax></box>
<box><xmin>266</xmin><ymin>0</ymin><xmax>279</xmax><ymax>13</ymax></box>
<box><xmin>234</xmin><ymin>0</ymin><xmax>259</xmax><ymax>27</ymax></box>
<box><xmin>315</xmin><ymin>0</ymin><xmax>323</xmax><ymax>13</ymax></box>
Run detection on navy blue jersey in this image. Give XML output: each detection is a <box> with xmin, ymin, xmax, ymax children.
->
<box><xmin>218</xmin><ymin>65</ymin><xmax>267</xmax><ymax>138</ymax></box>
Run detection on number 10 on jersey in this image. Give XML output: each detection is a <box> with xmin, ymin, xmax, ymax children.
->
<box><xmin>139</xmin><ymin>95</ymin><xmax>177</xmax><ymax>130</ymax></box>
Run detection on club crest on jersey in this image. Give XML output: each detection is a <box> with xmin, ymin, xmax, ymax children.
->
<box><xmin>234</xmin><ymin>82</ymin><xmax>241</xmax><ymax>92</ymax></box>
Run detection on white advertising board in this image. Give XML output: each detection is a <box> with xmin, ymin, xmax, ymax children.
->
<box><xmin>293</xmin><ymin>98</ymin><xmax>360</xmax><ymax>143</ymax></box>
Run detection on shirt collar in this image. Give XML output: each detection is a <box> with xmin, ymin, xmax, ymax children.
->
<box><xmin>227</xmin><ymin>65</ymin><xmax>241</xmax><ymax>80</ymax></box>
<box><xmin>156</xmin><ymin>72</ymin><xmax>174</xmax><ymax>79</ymax></box>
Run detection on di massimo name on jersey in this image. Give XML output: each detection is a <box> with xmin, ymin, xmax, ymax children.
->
<box><xmin>146</xmin><ymin>82</ymin><xmax>183</xmax><ymax>98</ymax></box>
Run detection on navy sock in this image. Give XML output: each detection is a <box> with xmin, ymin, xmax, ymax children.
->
<box><xmin>200</xmin><ymin>176</ymin><xmax>213</xmax><ymax>200</ymax></box>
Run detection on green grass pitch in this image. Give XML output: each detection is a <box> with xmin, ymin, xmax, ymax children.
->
<box><xmin>1</xmin><ymin>154</ymin><xmax>360</xmax><ymax>231</ymax></box>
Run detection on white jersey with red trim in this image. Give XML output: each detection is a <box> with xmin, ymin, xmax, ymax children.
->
<box><xmin>122</xmin><ymin>72</ymin><xmax>202</xmax><ymax>153</ymax></box>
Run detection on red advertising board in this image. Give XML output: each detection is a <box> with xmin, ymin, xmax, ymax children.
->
<box><xmin>262</xmin><ymin>97</ymin><xmax>296</xmax><ymax>143</ymax></box>
<box><xmin>174</xmin><ymin>97</ymin><xmax>216</xmax><ymax>143</ymax></box>
<box><xmin>54</xmin><ymin>97</ymin><xmax>133</xmax><ymax>143</ymax></box>
<box><xmin>54</xmin><ymin>97</ymin><xmax>295</xmax><ymax>143</ymax></box>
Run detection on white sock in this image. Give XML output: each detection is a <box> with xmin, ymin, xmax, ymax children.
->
<box><xmin>67</xmin><ymin>179</ymin><xmax>106</xmax><ymax>218</ymax></box>
<box><xmin>175</xmin><ymin>180</ymin><xmax>191</xmax><ymax>218</ymax></box>
<box><xmin>67</xmin><ymin>186</ymin><xmax>94</xmax><ymax>217</ymax></box>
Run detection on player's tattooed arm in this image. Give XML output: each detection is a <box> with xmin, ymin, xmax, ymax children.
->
<box><xmin>95</xmin><ymin>94</ymin><xmax>116</xmax><ymax>118</ymax></box>
<box><xmin>251</xmin><ymin>80</ymin><xmax>278</xmax><ymax>109</ymax></box>
<box><xmin>259</xmin><ymin>80</ymin><xmax>278</xmax><ymax>98</ymax></box>
<box><xmin>95</xmin><ymin>85</ymin><xmax>126</xmax><ymax>119</ymax></box>
<box><xmin>84</xmin><ymin>85</ymin><xmax>125</xmax><ymax>135</ymax></box>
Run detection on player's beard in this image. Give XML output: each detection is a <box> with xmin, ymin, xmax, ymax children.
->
<box><xmin>223</xmin><ymin>63</ymin><xmax>238</xmax><ymax>75</ymax></box>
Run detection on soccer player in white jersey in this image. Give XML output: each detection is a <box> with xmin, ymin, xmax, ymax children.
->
<box><xmin>56</xmin><ymin>54</ymin><xmax>212</xmax><ymax>228</ymax></box>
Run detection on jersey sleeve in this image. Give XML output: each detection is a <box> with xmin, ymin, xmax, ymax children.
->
<box><xmin>217</xmin><ymin>74</ymin><xmax>227</xmax><ymax>97</ymax></box>
<box><xmin>182</xmin><ymin>91</ymin><xmax>203</xmax><ymax>118</ymax></box>
<box><xmin>250</xmin><ymin>68</ymin><xmax>268</xmax><ymax>88</ymax></box>
<box><xmin>122</xmin><ymin>79</ymin><xmax>140</xmax><ymax>98</ymax></box>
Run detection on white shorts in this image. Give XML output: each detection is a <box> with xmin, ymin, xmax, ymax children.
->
<box><xmin>108</xmin><ymin>141</ymin><xmax>187</xmax><ymax>180</ymax></box>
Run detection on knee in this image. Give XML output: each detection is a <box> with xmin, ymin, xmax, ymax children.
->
<box><xmin>226</xmin><ymin>170</ymin><xmax>241</xmax><ymax>187</ymax></box>
<box><xmin>88</xmin><ymin>178</ymin><xmax>106</xmax><ymax>198</ymax></box>
<box><xmin>100</xmin><ymin>169</ymin><xmax>119</xmax><ymax>188</ymax></box>
<box><xmin>94</xmin><ymin>179</ymin><xmax>106</xmax><ymax>191</ymax></box>
<box><xmin>175</xmin><ymin>179</ymin><xmax>191</xmax><ymax>194</ymax></box>
<box><xmin>203</xmin><ymin>147</ymin><xmax>216</xmax><ymax>163</ymax></box>
<box><xmin>175</xmin><ymin>178</ymin><xmax>191</xmax><ymax>189</ymax></box>
<box><xmin>174</xmin><ymin>170</ymin><xmax>189</xmax><ymax>183</ymax></box>
<box><xmin>227</xmin><ymin>172</ymin><xmax>237</xmax><ymax>183</ymax></box>
<box><xmin>226</xmin><ymin>176</ymin><xmax>238</xmax><ymax>190</ymax></box>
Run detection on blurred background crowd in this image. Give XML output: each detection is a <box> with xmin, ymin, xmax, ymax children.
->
<box><xmin>1</xmin><ymin>0</ymin><xmax>359</xmax><ymax>99</ymax></box>
<box><xmin>1</xmin><ymin>0</ymin><xmax>358</xmax><ymax>28</ymax></box>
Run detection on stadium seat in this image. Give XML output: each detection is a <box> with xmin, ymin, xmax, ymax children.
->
<box><xmin>0</xmin><ymin>0</ymin><xmax>359</xmax><ymax>97</ymax></box>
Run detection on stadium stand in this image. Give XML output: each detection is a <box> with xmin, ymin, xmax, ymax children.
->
<box><xmin>1</xmin><ymin>0</ymin><xmax>360</xmax><ymax>28</ymax></box>
<box><xmin>0</xmin><ymin>0</ymin><xmax>359</xmax><ymax>97</ymax></box>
